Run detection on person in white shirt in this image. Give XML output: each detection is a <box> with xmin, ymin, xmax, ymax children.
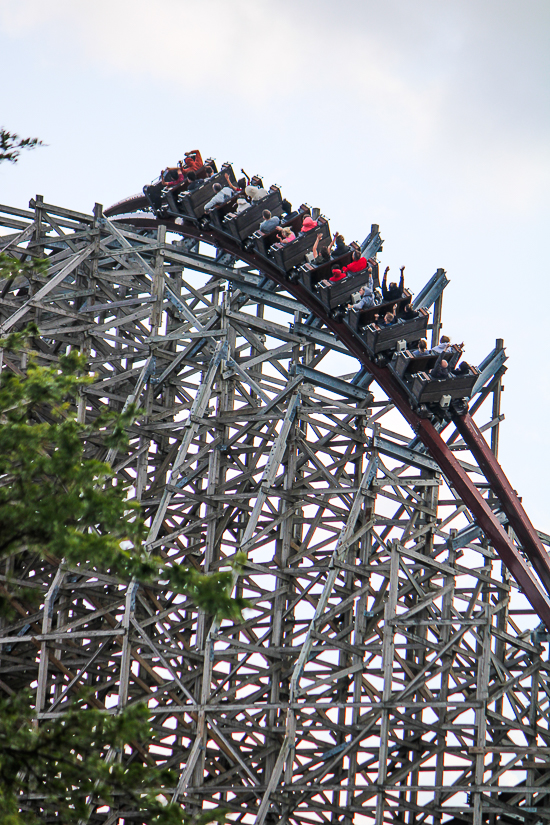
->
<box><xmin>432</xmin><ymin>334</ymin><xmax>464</xmax><ymax>354</ymax></box>
<box><xmin>239</xmin><ymin>169</ymin><xmax>269</xmax><ymax>202</ymax></box>
<box><xmin>203</xmin><ymin>173</ymin><xmax>240</xmax><ymax>211</ymax></box>
<box><xmin>235</xmin><ymin>197</ymin><xmax>251</xmax><ymax>214</ymax></box>
<box><xmin>245</xmin><ymin>184</ymin><xmax>269</xmax><ymax>202</ymax></box>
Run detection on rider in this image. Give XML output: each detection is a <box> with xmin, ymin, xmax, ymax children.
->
<box><xmin>347</xmin><ymin>268</ymin><xmax>375</xmax><ymax>310</ymax></box>
<box><xmin>382</xmin><ymin>266</ymin><xmax>405</xmax><ymax>302</ymax></box>
<box><xmin>181</xmin><ymin>150</ymin><xmax>203</xmax><ymax>174</ymax></box>
<box><xmin>144</xmin><ymin>150</ymin><xmax>204</xmax><ymax>210</ymax></box>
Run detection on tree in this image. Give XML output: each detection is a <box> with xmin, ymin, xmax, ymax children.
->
<box><xmin>0</xmin><ymin>253</ymin><xmax>240</xmax><ymax>822</ymax></box>
<box><xmin>0</xmin><ymin>128</ymin><xmax>44</xmax><ymax>164</ymax></box>
<box><xmin>0</xmin><ymin>694</ymin><xmax>186</xmax><ymax>824</ymax></box>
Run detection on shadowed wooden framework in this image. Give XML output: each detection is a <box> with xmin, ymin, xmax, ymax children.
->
<box><xmin>0</xmin><ymin>197</ymin><xmax>549</xmax><ymax>825</ymax></box>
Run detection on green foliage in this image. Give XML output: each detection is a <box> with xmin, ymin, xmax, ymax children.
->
<box><xmin>0</xmin><ymin>129</ymin><xmax>44</xmax><ymax>165</ymax></box>
<box><xmin>0</xmin><ymin>693</ymin><xmax>199</xmax><ymax>824</ymax></box>
<box><xmin>0</xmin><ymin>253</ymin><xmax>49</xmax><ymax>280</ymax></box>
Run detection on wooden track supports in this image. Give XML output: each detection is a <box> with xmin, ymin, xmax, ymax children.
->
<box><xmin>0</xmin><ymin>199</ymin><xmax>549</xmax><ymax>824</ymax></box>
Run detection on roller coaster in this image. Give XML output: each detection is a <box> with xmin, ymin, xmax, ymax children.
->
<box><xmin>0</xmin><ymin>156</ymin><xmax>549</xmax><ymax>824</ymax></box>
<box><xmin>105</xmin><ymin>158</ymin><xmax>550</xmax><ymax>627</ymax></box>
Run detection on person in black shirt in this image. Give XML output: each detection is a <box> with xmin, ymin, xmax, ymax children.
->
<box><xmin>454</xmin><ymin>361</ymin><xmax>471</xmax><ymax>375</ymax></box>
<box><xmin>430</xmin><ymin>345</ymin><xmax>451</xmax><ymax>380</ymax></box>
<box><xmin>332</xmin><ymin>233</ymin><xmax>350</xmax><ymax>258</ymax></box>
<box><xmin>382</xmin><ymin>265</ymin><xmax>405</xmax><ymax>301</ymax></box>
<box><xmin>185</xmin><ymin>171</ymin><xmax>202</xmax><ymax>192</ymax></box>
<box><xmin>311</xmin><ymin>231</ymin><xmax>335</xmax><ymax>265</ymax></box>
<box><xmin>400</xmin><ymin>300</ymin><xmax>418</xmax><ymax>321</ymax></box>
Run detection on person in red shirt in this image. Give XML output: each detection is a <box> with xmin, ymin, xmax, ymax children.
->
<box><xmin>330</xmin><ymin>257</ymin><xmax>372</xmax><ymax>283</ymax></box>
<box><xmin>300</xmin><ymin>215</ymin><xmax>318</xmax><ymax>233</ymax></box>
<box><xmin>163</xmin><ymin>165</ymin><xmax>185</xmax><ymax>188</ymax></box>
<box><xmin>329</xmin><ymin>266</ymin><xmax>347</xmax><ymax>282</ymax></box>
<box><xmin>181</xmin><ymin>150</ymin><xmax>203</xmax><ymax>173</ymax></box>
<box><xmin>165</xmin><ymin>151</ymin><xmax>205</xmax><ymax>196</ymax></box>
<box><xmin>342</xmin><ymin>251</ymin><xmax>368</xmax><ymax>275</ymax></box>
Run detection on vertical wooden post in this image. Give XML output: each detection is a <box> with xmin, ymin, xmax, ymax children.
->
<box><xmin>376</xmin><ymin>540</ymin><xmax>399</xmax><ymax>825</ymax></box>
<box><xmin>151</xmin><ymin>224</ymin><xmax>166</xmax><ymax>335</ymax></box>
<box><xmin>434</xmin><ymin>539</ymin><xmax>456</xmax><ymax>822</ymax></box>
<box><xmin>472</xmin><ymin>561</ymin><xmax>492</xmax><ymax>825</ymax></box>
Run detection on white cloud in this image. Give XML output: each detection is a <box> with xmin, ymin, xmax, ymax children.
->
<box><xmin>3</xmin><ymin>0</ymin><xmax>548</xmax><ymax>217</ymax></box>
<box><xmin>2</xmin><ymin>0</ymin><xmax>549</xmax><ymax>223</ymax></box>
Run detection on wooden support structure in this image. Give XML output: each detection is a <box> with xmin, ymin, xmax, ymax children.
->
<box><xmin>0</xmin><ymin>198</ymin><xmax>548</xmax><ymax>824</ymax></box>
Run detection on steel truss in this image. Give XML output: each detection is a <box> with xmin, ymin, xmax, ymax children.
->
<box><xmin>0</xmin><ymin>197</ymin><xmax>549</xmax><ymax>824</ymax></box>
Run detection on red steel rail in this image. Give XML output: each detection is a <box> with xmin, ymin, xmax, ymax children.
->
<box><xmin>453</xmin><ymin>413</ymin><xmax>550</xmax><ymax>594</ymax></box>
<box><xmin>108</xmin><ymin>211</ymin><xmax>550</xmax><ymax>627</ymax></box>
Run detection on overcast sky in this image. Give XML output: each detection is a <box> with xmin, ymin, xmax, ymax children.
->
<box><xmin>1</xmin><ymin>0</ymin><xmax>549</xmax><ymax>524</ymax></box>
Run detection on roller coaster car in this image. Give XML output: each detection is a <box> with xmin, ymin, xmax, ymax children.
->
<box><xmin>362</xmin><ymin>309</ymin><xmax>429</xmax><ymax>357</ymax></box>
<box><xmin>316</xmin><ymin>259</ymin><xmax>380</xmax><ymax>315</ymax></box>
<box><xmin>175</xmin><ymin>165</ymin><xmax>237</xmax><ymax>221</ymax></box>
<box><xmin>221</xmin><ymin>187</ymin><xmax>283</xmax><ymax>242</ymax></box>
<box><xmin>251</xmin><ymin>207</ymin><xmax>318</xmax><ymax>257</ymax></box>
<box><xmin>204</xmin><ymin>190</ymin><xmax>246</xmax><ymax>231</ymax></box>
<box><xmin>269</xmin><ymin>218</ymin><xmax>331</xmax><ymax>273</ymax></box>
<box><xmin>409</xmin><ymin>366</ymin><xmax>480</xmax><ymax>411</ymax></box>
<box><xmin>391</xmin><ymin>347</ymin><xmax>461</xmax><ymax>380</ymax></box>
<box><xmin>143</xmin><ymin>158</ymin><xmax>220</xmax><ymax>216</ymax></box>
<box><xmin>346</xmin><ymin>289</ymin><xmax>413</xmax><ymax>332</ymax></box>
<box><xmin>165</xmin><ymin>158</ymin><xmax>220</xmax><ymax>201</ymax></box>
<box><xmin>297</xmin><ymin>242</ymin><xmax>362</xmax><ymax>291</ymax></box>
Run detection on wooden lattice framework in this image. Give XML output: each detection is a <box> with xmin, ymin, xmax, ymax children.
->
<box><xmin>0</xmin><ymin>197</ymin><xmax>549</xmax><ymax>824</ymax></box>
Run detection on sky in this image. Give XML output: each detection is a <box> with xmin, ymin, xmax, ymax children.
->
<box><xmin>1</xmin><ymin>0</ymin><xmax>549</xmax><ymax>525</ymax></box>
